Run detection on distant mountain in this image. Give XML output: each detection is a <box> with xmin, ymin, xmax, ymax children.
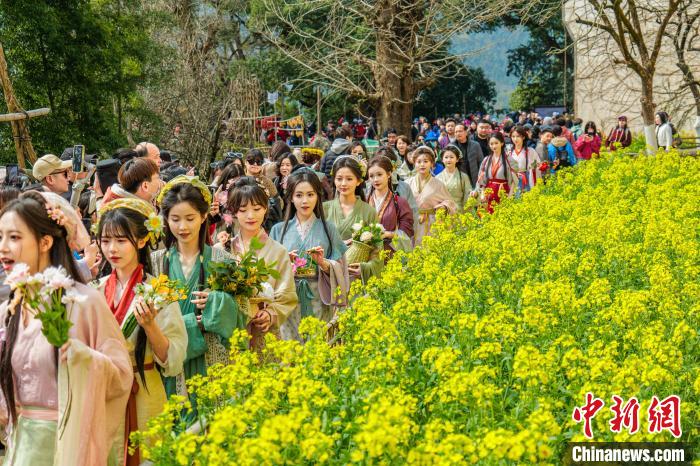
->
<box><xmin>450</xmin><ymin>27</ymin><xmax>530</xmax><ymax>110</ymax></box>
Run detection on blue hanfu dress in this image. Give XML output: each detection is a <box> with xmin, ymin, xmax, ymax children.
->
<box><xmin>270</xmin><ymin>215</ymin><xmax>349</xmax><ymax>341</ymax></box>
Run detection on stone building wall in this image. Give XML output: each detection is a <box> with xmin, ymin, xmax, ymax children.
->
<box><xmin>563</xmin><ymin>0</ymin><xmax>699</xmax><ymax>135</ymax></box>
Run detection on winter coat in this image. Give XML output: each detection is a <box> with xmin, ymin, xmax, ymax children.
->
<box><xmin>547</xmin><ymin>136</ymin><xmax>577</xmax><ymax>169</ymax></box>
<box><xmin>319</xmin><ymin>138</ymin><xmax>352</xmax><ymax>176</ymax></box>
<box><xmin>454</xmin><ymin>138</ymin><xmax>484</xmax><ymax>187</ymax></box>
<box><xmin>574</xmin><ymin>134</ymin><xmax>602</xmax><ymax>160</ymax></box>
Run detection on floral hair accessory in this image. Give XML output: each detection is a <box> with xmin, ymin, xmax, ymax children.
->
<box><xmin>156</xmin><ymin>175</ymin><xmax>212</xmax><ymax>208</ymax></box>
<box><xmin>39</xmin><ymin>191</ymin><xmax>90</xmax><ymax>251</ymax></box>
<box><xmin>95</xmin><ymin>198</ymin><xmax>161</xmax><ymax>247</ymax></box>
<box><xmin>331</xmin><ymin>154</ymin><xmax>367</xmax><ymax>178</ymax></box>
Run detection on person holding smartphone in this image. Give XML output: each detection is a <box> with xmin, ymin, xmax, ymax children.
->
<box><xmin>32</xmin><ymin>154</ymin><xmax>72</xmax><ymax>195</ymax></box>
<box><xmin>574</xmin><ymin>121</ymin><xmax>602</xmax><ymax>160</ymax></box>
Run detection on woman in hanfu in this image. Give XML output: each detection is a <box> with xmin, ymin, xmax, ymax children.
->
<box><xmin>473</xmin><ymin>132</ymin><xmax>517</xmax><ymax>214</ymax></box>
<box><xmin>151</xmin><ymin>175</ymin><xmax>246</xmax><ymax>399</ymax></box>
<box><xmin>435</xmin><ymin>145</ymin><xmax>472</xmax><ymax>213</ymax></box>
<box><xmin>323</xmin><ymin>156</ymin><xmax>383</xmax><ymax>284</ymax></box>
<box><xmin>95</xmin><ymin>198</ymin><xmax>187</xmax><ymax>466</ymax></box>
<box><xmin>0</xmin><ymin>191</ymin><xmax>132</xmax><ymax>466</ymax></box>
<box><xmin>507</xmin><ymin>126</ymin><xmax>541</xmax><ymax>193</ymax></box>
<box><xmin>270</xmin><ymin>169</ymin><xmax>349</xmax><ymax>341</ymax></box>
<box><xmin>227</xmin><ymin>177</ymin><xmax>297</xmax><ymax>345</ymax></box>
<box><xmin>366</xmin><ymin>156</ymin><xmax>414</xmax><ymax>258</ymax></box>
<box><xmin>406</xmin><ymin>146</ymin><xmax>457</xmax><ymax>245</ymax></box>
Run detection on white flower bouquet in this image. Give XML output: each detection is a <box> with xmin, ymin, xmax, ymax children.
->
<box><xmin>5</xmin><ymin>264</ymin><xmax>85</xmax><ymax>347</ymax></box>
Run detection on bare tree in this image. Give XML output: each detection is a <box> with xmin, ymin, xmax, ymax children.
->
<box><xmin>133</xmin><ymin>0</ymin><xmax>261</xmax><ymax>170</ymax></box>
<box><xmin>663</xmin><ymin>0</ymin><xmax>700</xmax><ymax>138</ymax></box>
<box><xmin>252</xmin><ymin>0</ymin><xmax>551</xmax><ymax>138</ymax></box>
<box><xmin>568</xmin><ymin>0</ymin><xmax>680</xmax><ymax>149</ymax></box>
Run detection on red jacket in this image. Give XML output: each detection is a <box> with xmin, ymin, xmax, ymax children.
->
<box><xmin>574</xmin><ymin>134</ymin><xmax>602</xmax><ymax>160</ymax></box>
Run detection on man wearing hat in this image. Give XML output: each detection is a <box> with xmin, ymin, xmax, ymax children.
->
<box><xmin>33</xmin><ymin>154</ymin><xmax>72</xmax><ymax>195</ymax></box>
<box><xmin>607</xmin><ymin>116</ymin><xmax>632</xmax><ymax>151</ymax></box>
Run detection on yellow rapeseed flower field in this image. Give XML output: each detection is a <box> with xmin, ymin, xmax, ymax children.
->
<box><xmin>134</xmin><ymin>149</ymin><xmax>700</xmax><ymax>465</ymax></box>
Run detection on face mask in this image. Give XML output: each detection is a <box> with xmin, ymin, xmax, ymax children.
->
<box><xmin>588</xmin><ymin>131</ymin><xmax>595</xmax><ymax>136</ymax></box>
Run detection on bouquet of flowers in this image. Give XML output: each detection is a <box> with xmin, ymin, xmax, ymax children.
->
<box><xmin>351</xmin><ymin>222</ymin><xmax>384</xmax><ymax>246</ymax></box>
<box><xmin>292</xmin><ymin>255</ymin><xmax>316</xmax><ymax>278</ymax></box>
<box><xmin>5</xmin><ymin>264</ymin><xmax>85</xmax><ymax>347</ymax></box>
<box><xmin>124</xmin><ymin>275</ymin><xmax>188</xmax><ymax>338</ymax></box>
<box><xmin>208</xmin><ymin>237</ymin><xmax>281</xmax><ymax>318</ymax></box>
<box><xmin>346</xmin><ymin>222</ymin><xmax>384</xmax><ymax>264</ymax></box>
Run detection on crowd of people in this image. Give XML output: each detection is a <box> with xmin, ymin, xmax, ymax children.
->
<box><xmin>0</xmin><ymin>106</ymin><xmax>677</xmax><ymax>465</ymax></box>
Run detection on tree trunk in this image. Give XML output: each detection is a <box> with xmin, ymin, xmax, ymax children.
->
<box><xmin>640</xmin><ymin>76</ymin><xmax>658</xmax><ymax>152</ymax></box>
<box><xmin>374</xmin><ymin>38</ymin><xmax>415</xmax><ymax>139</ymax></box>
<box><xmin>373</xmin><ymin>0</ymin><xmax>416</xmax><ymax>140</ymax></box>
<box><xmin>376</xmin><ymin>73</ymin><xmax>414</xmax><ymax>141</ymax></box>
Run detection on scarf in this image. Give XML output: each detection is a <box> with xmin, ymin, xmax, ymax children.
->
<box><xmin>104</xmin><ymin>264</ymin><xmax>144</xmax><ymax>325</ymax></box>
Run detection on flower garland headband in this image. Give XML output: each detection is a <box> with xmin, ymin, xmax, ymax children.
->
<box><xmin>331</xmin><ymin>154</ymin><xmax>367</xmax><ymax>178</ymax></box>
<box><xmin>156</xmin><ymin>175</ymin><xmax>212</xmax><ymax>208</ymax></box>
<box><xmin>94</xmin><ymin>198</ymin><xmax>162</xmax><ymax>247</ymax></box>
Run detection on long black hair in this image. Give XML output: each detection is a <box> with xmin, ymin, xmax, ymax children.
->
<box><xmin>656</xmin><ymin>111</ymin><xmax>669</xmax><ymax>125</ymax></box>
<box><xmin>274</xmin><ymin>152</ymin><xmax>299</xmax><ymax>197</ymax></box>
<box><xmin>488</xmin><ymin>132</ymin><xmax>509</xmax><ymax>177</ymax></box>
<box><xmin>0</xmin><ymin>191</ymin><xmax>86</xmax><ymax>426</ymax></box>
<box><xmin>330</xmin><ymin>156</ymin><xmax>366</xmax><ymax>201</ymax></box>
<box><xmin>279</xmin><ymin>170</ymin><xmax>334</xmax><ymax>257</ymax></box>
<box><xmin>160</xmin><ymin>183</ymin><xmax>210</xmax><ymax>251</ymax></box>
<box><xmin>97</xmin><ymin>207</ymin><xmax>154</xmax><ymax>389</ymax></box>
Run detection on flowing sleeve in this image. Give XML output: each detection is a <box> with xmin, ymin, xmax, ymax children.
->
<box><xmin>397</xmin><ymin>196</ymin><xmax>414</xmax><ymax>240</ymax></box>
<box><xmin>201</xmin><ymin>246</ymin><xmax>246</xmax><ymax>346</ymax></box>
<box><xmin>56</xmin><ymin>284</ymin><xmax>132</xmax><ymax>466</ymax></box>
<box><xmin>318</xmin><ymin>223</ymin><xmax>349</xmax><ymax>307</ymax></box>
<box><xmin>475</xmin><ymin>157</ymin><xmax>489</xmax><ymax>191</ymax></box>
<box><xmin>433</xmin><ymin>179</ymin><xmax>457</xmax><ymax>214</ymax></box>
<box><xmin>201</xmin><ymin>291</ymin><xmax>245</xmax><ymax>346</ymax></box>
<box><xmin>0</xmin><ymin>302</ymin><xmax>8</xmax><ymax>435</ymax></box>
<box><xmin>358</xmin><ymin>204</ymin><xmax>384</xmax><ymax>283</ymax></box>
<box><xmin>265</xmin><ymin>243</ymin><xmax>298</xmax><ymax>327</ymax></box>
<box><xmin>151</xmin><ymin>301</ymin><xmax>187</xmax><ymax>377</ymax></box>
<box><xmin>398</xmin><ymin>181</ymin><xmax>419</xmax><ymax>220</ymax></box>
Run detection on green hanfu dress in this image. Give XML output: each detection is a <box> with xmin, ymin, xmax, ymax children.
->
<box><xmin>436</xmin><ymin>168</ymin><xmax>472</xmax><ymax>214</ymax></box>
<box><xmin>323</xmin><ymin>198</ymin><xmax>384</xmax><ymax>284</ymax></box>
<box><xmin>151</xmin><ymin>245</ymin><xmax>246</xmax><ymax>398</ymax></box>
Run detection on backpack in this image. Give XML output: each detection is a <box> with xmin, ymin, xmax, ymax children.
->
<box><xmin>553</xmin><ymin>145</ymin><xmax>571</xmax><ymax>169</ymax></box>
<box><xmin>264</xmin><ymin>195</ymin><xmax>284</xmax><ymax>232</ymax></box>
<box><xmin>670</xmin><ymin>124</ymin><xmax>683</xmax><ymax>148</ymax></box>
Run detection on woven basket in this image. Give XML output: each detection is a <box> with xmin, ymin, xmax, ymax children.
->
<box><xmin>345</xmin><ymin>240</ymin><xmax>373</xmax><ymax>264</ymax></box>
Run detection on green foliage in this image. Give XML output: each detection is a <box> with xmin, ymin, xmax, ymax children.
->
<box><xmin>414</xmin><ymin>63</ymin><xmax>496</xmax><ymax>117</ymax></box>
<box><xmin>0</xmin><ymin>0</ymin><xmax>158</xmax><ymax>163</ymax></box>
<box><xmin>503</xmin><ymin>12</ymin><xmax>574</xmax><ymax>110</ymax></box>
<box><xmin>207</xmin><ymin>237</ymin><xmax>281</xmax><ymax>298</ymax></box>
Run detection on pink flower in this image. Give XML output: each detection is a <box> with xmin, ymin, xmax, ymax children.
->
<box><xmin>217</xmin><ymin>190</ymin><xmax>228</xmax><ymax>205</ymax></box>
<box><xmin>223</xmin><ymin>213</ymin><xmax>234</xmax><ymax>226</ymax></box>
<box><xmin>292</xmin><ymin>257</ymin><xmax>307</xmax><ymax>273</ymax></box>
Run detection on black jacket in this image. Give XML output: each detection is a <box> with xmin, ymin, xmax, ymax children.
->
<box><xmin>454</xmin><ymin>138</ymin><xmax>484</xmax><ymax>187</ymax></box>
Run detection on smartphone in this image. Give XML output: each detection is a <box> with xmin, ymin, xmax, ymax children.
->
<box><xmin>72</xmin><ymin>145</ymin><xmax>85</xmax><ymax>173</ymax></box>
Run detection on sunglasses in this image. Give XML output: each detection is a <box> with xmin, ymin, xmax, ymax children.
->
<box><xmin>246</xmin><ymin>159</ymin><xmax>263</xmax><ymax>166</ymax></box>
<box><xmin>50</xmin><ymin>170</ymin><xmax>69</xmax><ymax>178</ymax></box>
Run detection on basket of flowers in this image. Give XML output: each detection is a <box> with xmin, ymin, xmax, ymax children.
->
<box><xmin>346</xmin><ymin>222</ymin><xmax>383</xmax><ymax>264</ymax></box>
